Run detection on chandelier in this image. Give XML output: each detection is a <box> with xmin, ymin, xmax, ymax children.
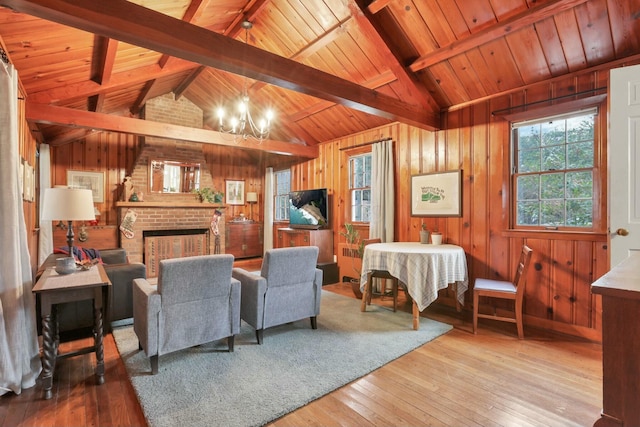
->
<box><xmin>216</xmin><ymin>20</ymin><xmax>274</xmax><ymax>142</ymax></box>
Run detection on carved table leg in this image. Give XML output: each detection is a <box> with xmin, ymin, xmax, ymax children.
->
<box><xmin>41</xmin><ymin>313</ymin><xmax>55</xmax><ymax>400</ymax></box>
<box><xmin>93</xmin><ymin>306</ymin><xmax>105</xmax><ymax>385</ymax></box>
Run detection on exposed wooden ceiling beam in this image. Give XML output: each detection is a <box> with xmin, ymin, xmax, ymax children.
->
<box><xmin>88</xmin><ymin>36</ymin><xmax>117</xmax><ymax>112</ymax></box>
<box><xmin>29</xmin><ymin>59</ymin><xmax>199</xmax><ymax>104</ymax></box>
<box><xmin>246</xmin><ymin>17</ymin><xmax>353</xmax><ymax>100</ymax></box>
<box><xmin>367</xmin><ymin>0</ymin><xmax>393</xmax><ymax>15</ymax></box>
<box><xmin>45</xmin><ymin>127</ymin><xmax>98</xmax><ymax>145</ymax></box>
<box><xmin>158</xmin><ymin>0</ymin><xmax>208</xmax><ymax>70</ymax></box>
<box><xmin>409</xmin><ymin>0</ymin><xmax>591</xmax><ymax>72</ymax></box>
<box><xmin>349</xmin><ymin>0</ymin><xmax>439</xmax><ymax>112</ymax></box>
<box><xmin>224</xmin><ymin>0</ymin><xmax>271</xmax><ymax>37</ymax></box>
<box><xmin>288</xmin><ymin>70</ymin><xmax>396</xmax><ymax>122</ymax></box>
<box><xmin>26</xmin><ymin>102</ymin><xmax>319</xmax><ymax>158</ymax></box>
<box><xmin>130</xmin><ymin>80</ymin><xmax>156</xmax><ymax>115</ymax></box>
<box><xmin>3</xmin><ymin>0</ymin><xmax>439</xmax><ymax>131</ymax></box>
<box><xmin>172</xmin><ymin>0</ymin><xmax>271</xmax><ymax>100</ymax></box>
<box><xmin>90</xmin><ymin>36</ymin><xmax>117</xmax><ymax>84</ymax></box>
<box><xmin>173</xmin><ymin>66</ymin><xmax>204</xmax><ymax>100</ymax></box>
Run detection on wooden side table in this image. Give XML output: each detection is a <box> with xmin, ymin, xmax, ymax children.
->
<box><xmin>32</xmin><ymin>264</ymin><xmax>111</xmax><ymax>400</ymax></box>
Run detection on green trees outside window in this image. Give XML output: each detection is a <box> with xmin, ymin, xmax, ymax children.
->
<box><xmin>512</xmin><ymin>110</ymin><xmax>595</xmax><ymax>228</ymax></box>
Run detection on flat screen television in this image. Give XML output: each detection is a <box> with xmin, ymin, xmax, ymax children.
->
<box><xmin>289</xmin><ymin>188</ymin><xmax>329</xmax><ymax>229</ymax></box>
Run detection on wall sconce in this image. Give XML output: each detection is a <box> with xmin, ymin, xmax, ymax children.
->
<box><xmin>246</xmin><ymin>192</ymin><xmax>258</xmax><ymax>221</ymax></box>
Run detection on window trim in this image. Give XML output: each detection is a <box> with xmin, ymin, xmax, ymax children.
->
<box><xmin>348</xmin><ymin>151</ymin><xmax>372</xmax><ymax>224</ymax></box>
<box><xmin>342</xmin><ymin>146</ymin><xmax>372</xmax><ymax>225</ymax></box>
<box><xmin>507</xmin><ymin>101</ymin><xmax>605</xmax><ymax>233</ymax></box>
<box><xmin>273</xmin><ymin>168</ymin><xmax>291</xmax><ymax>223</ymax></box>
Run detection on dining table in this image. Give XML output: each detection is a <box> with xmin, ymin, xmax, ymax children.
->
<box><xmin>359</xmin><ymin>242</ymin><xmax>469</xmax><ymax>330</ymax></box>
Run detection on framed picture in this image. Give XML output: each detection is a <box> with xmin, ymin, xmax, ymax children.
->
<box><xmin>225</xmin><ymin>180</ymin><xmax>245</xmax><ymax>205</ymax></box>
<box><xmin>22</xmin><ymin>160</ymin><xmax>35</xmax><ymax>202</ymax></box>
<box><xmin>19</xmin><ymin>159</ymin><xmax>25</xmax><ymax>200</ymax></box>
<box><xmin>411</xmin><ymin>170</ymin><xmax>462</xmax><ymax>217</ymax></box>
<box><xmin>67</xmin><ymin>170</ymin><xmax>105</xmax><ymax>203</ymax></box>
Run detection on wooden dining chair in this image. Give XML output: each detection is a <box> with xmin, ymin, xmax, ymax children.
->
<box><xmin>361</xmin><ymin>238</ymin><xmax>403</xmax><ymax>312</ymax></box>
<box><xmin>473</xmin><ymin>245</ymin><xmax>533</xmax><ymax>339</ymax></box>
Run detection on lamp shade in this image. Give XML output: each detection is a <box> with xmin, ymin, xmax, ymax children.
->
<box><xmin>246</xmin><ymin>192</ymin><xmax>258</xmax><ymax>203</ymax></box>
<box><xmin>41</xmin><ymin>187</ymin><xmax>96</xmax><ymax>221</ymax></box>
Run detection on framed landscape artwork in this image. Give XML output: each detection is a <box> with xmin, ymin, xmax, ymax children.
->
<box><xmin>411</xmin><ymin>170</ymin><xmax>462</xmax><ymax>217</ymax></box>
<box><xmin>67</xmin><ymin>170</ymin><xmax>105</xmax><ymax>203</ymax></box>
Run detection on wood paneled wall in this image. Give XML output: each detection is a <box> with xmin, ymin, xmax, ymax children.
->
<box><xmin>287</xmin><ymin>71</ymin><xmax>613</xmax><ymax>341</ymax></box>
<box><xmin>30</xmin><ymin>65</ymin><xmax>634</xmax><ymax>340</ymax></box>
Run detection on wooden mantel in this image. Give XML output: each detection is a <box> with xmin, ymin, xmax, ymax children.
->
<box><xmin>115</xmin><ymin>202</ymin><xmax>226</xmax><ymax>265</ymax></box>
<box><xmin>115</xmin><ymin>201</ymin><xmax>225</xmax><ymax>208</ymax></box>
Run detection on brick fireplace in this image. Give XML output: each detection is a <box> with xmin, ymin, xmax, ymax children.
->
<box><xmin>115</xmin><ymin>93</ymin><xmax>226</xmax><ymax>271</ymax></box>
<box><xmin>116</xmin><ymin>202</ymin><xmax>226</xmax><ymax>272</ymax></box>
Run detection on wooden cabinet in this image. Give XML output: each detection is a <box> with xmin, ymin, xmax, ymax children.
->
<box><xmin>226</xmin><ymin>222</ymin><xmax>263</xmax><ymax>259</ymax></box>
<box><xmin>53</xmin><ymin>225</ymin><xmax>118</xmax><ymax>250</ymax></box>
<box><xmin>591</xmin><ymin>252</ymin><xmax>640</xmax><ymax>427</ymax></box>
<box><xmin>276</xmin><ymin>228</ymin><xmax>333</xmax><ymax>264</ymax></box>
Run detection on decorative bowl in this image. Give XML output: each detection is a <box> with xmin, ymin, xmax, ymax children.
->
<box><xmin>55</xmin><ymin>257</ymin><xmax>77</xmax><ymax>275</ymax></box>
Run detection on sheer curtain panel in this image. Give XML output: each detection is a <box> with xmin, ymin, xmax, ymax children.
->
<box><xmin>0</xmin><ymin>61</ymin><xmax>41</xmax><ymax>396</ymax></box>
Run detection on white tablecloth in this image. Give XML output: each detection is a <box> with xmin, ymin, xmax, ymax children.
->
<box><xmin>360</xmin><ymin>242</ymin><xmax>468</xmax><ymax>312</ymax></box>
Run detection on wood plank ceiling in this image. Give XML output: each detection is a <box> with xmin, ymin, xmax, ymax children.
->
<box><xmin>0</xmin><ymin>0</ymin><xmax>639</xmax><ymax>156</ymax></box>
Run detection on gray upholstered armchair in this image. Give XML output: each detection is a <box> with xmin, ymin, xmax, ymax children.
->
<box><xmin>132</xmin><ymin>254</ymin><xmax>240</xmax><ymax>374</ymax></box>
<box><xmin>232</xmin><ymin>246</ymin><xmax>322</xmax><ymax>344</ymax></box>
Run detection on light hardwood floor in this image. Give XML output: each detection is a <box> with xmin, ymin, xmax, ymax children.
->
<box><xmin>1</xmin><ymin>281</ymin><xmax>603</xmax><ymax>427</ymax></box>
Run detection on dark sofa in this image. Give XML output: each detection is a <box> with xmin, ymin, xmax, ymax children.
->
<box><xmin>35</xmin><ymin>248</ymin><xmax>146</xmax><ymax>333</ymax></box>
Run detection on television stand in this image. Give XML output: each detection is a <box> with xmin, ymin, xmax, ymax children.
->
<box><xmin>276</xmin><ymin>227</ymin><xmax>333</xmax><ymax>264</ymax></box>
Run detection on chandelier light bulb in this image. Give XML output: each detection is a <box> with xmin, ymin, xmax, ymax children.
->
<box><xmin>238</xmin><ymin>99</ymin><xmax>247</xmax><ymax>114</ymax></box>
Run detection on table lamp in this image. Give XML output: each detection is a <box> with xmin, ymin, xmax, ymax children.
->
<box><xmin>246</xmin><ymin>192</ymin><xmax>258</xmax><ymax>221</ymax></box>
<box><xmin>42</xmin><ymin>187</ymin><xmax>96</xmax><ymax>272</ymax></box>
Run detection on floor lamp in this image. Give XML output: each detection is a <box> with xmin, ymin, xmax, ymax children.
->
<box><xmin>246</xmin><ymin>192</ymin><xmax>258</xmax><ymax>221</ymax></box>
<box><xmin>41</xmin><ymin>187</ymin><xmax>96</xmax><ymax>273</ymax></box>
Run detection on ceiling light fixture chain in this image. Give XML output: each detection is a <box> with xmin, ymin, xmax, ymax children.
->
<box><xmin>216</xmin><ymin>20</ymin><xmax>274</xmax><ymax>143</ymax></box>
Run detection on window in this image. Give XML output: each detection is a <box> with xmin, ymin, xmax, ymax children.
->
<box><xmin>274</xmin><ymin>169</ymin><xmax>290</xmax><ymax>221</ymax></box>
<box><xmin>512</xmin><ymin>108</ymin><xmax>596</xmax><ymax>229</ymax></box>
<box><xmin>349</xmin><ymin>153</ymin><xmax>371</xmax><ymax>222</ymax></box>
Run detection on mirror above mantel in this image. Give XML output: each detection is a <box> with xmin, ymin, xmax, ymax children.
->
<box><xmin>150</xmin><ymin>160</ymin><xmax>200</xmax><ymax>193</ymax></box>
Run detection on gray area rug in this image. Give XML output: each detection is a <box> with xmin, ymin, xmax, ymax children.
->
<box><xmin>112</xmin><ymin>290</ymin><xmax>452</xmax><ymax>427</ymax></box>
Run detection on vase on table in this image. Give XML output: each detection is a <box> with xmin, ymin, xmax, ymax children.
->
<box><xmin>431</xmin><ymin>232</ymin><xmax>443</xmax><ymax>245</ymax></box>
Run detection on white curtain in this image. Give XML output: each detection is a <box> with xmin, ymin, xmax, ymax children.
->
<box><xmin>0</xmin><ymin>62</ymin><xmax>42</xmax><ymax>396</ymax></box>
<box><xmin>369</xmin><ymin>139</ymin><xmax>395</xmax><ymax>242</ymax></box>
<box><xmin>263</xmin><ymin>167</ymin><xmax>274</xmax><ymax>252</ymax></box>
<box><xmin>38</xmin><ymin>143</ymin><xmax>53</xmax><ymax>265</ymax></box>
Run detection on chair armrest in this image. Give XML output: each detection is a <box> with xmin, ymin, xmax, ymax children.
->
<box><xmin>104</xmin><ymin>262</ymin><xmax>146</xmax><ymax>321</ymax></box>
<box><xmin>132</xmin><ymin>278</ymin><xmax>161</xmax><ymax>356</ymax></box>
<box><xmin>229</xmin><ymin>277</ymin><xmax>242</xmax><ymax>333</ymax></box>
<box><xmin>314</xmin><ymin>268</ymin><xmax>323</xmax><ymax>314</ymax></box>
<box><xmin>232</xmin><ymin>267</ymin><xmax>267</xmax><ymax>328</ymax></box>
<box><xmin>314</xmin><ymin>268</ymin><xmax>323</xmax><ymax>289</ymax></box>
<box><xmin>100</xmin><ymin>248</ymin><xmax>128</xmax><ymax>265</ymax></box>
